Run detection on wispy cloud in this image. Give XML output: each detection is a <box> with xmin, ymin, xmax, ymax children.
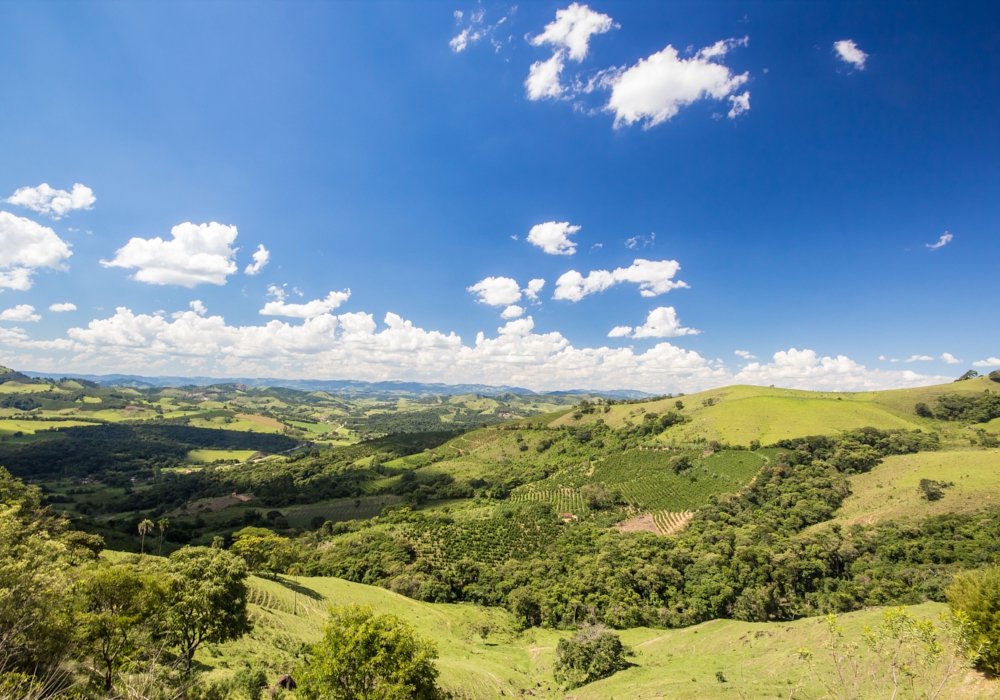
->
<box><xmin>926</xmin><ymin>232</ymin><xmax>952</xmax><ymax>250</ymax></box>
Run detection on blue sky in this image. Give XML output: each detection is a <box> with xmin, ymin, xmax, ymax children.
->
<box><xmin>0</xmin><ymin>0</ymin><xmax>997</xmax><ymax>392</ymax></box>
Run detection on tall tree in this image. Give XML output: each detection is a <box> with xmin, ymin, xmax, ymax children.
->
<box><xmin>297</xmin><ymin>604</ymin><xmax>441</xmax><ymax>700</ymax></box>
<box><xmin>76</xmin><ymin>563</ymin><xmax>165</xmax><ymax>691</ymax></box>
<box><xmin>163</xmin><ymin>546</ymin><xmax>253</xmax><ymax>671</ymax></box>
<box><xmin>137</xmin><ymin>519</ymin><xmax>153</xmax><ymax>554</ymax></box>
<box><xmin>157</xmin><ymin>518</ymin><xmax>169</xmax><ymax>556</ymax></box>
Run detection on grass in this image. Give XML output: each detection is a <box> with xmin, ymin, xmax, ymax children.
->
<box><xmin>186</xmin><ymin>571</ymin><xmax>999</xmax><ymax>699</ymax></box>
<box><xmin>553</xmin><ymin>378</ymin><xmax>1000</xmax><ymax>446</ymax></box>
<box><xmin>828</xmin><ymin>448</ymin><xmax>1000</xmax><ymax>527</ymax></box>
<box><xmin>186</xmin><ymin>449</ymin><xmax>259</xmax><ymax>463</ymax></box>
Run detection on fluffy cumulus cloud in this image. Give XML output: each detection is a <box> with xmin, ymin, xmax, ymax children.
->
<box><xmin>940</xmin><ymin>353</ymin><xmax>961</xmax><ymax>364</ymax></box>
<box><xmin>927</xmin><ymin>232</ymin><xmax>952</xmax><ymax>250</ymax></box>
<box><xmin>6</xmin><ymin>183</ymin><xmax>95</xmax><ymax>219</ymax></box>
<box><xmin>526</xmin><ymin>222</ymin><xmax>580</xmax><ymax>255</ymax></box>
<box><xmin>0</xmin><ymin>305</ymin><xmax>41</xmax><ymax>322</ymax></box>
<box><xmin>834</xmin><ymin>39</ymin><xmax>868</xmax><ymax>69</ymax></box>
<box><xmin>735</xmin><ymin>350</ymin><xmax>756</xmax><ymax>359</ymax></box>
<box><xmin>49</xmin><ymin>303</ymin><xmax>77</xmax><ymax>312</ymax></box>
<box><xmin>501</xmin><ymin>305</ymin><xmax>525</xmax><ymax>319</ymax></box>
<box><xmin>0</xmin><ymin>301</ymin><xmax>961</xmax><ymax>393</ymax></box>
<box><xmin>101</xmin><ymin>222</ymin><xmax>238</xmax><ymax>287</ymax></box>
<box><xmin>468</xmin><ymin>277</ymin><xmax>522</xmax><ymax>306</ymax></box>
<box><xmin>531</xmin><ymin>3</ymin><xmax>613</xmax><ymax>61</ymax></box>
<box><xmin>260</xmin><ymin>288</ymin><xmax>351</xmax><ymax>319</ymax></box>
<box><xmin>0</xmin><ymin>212</ymin><xmax>73</xmax><ymax>290</ymax></box>
<box><xmin>523</xmin><ymin>278</ymin><xmax>546</xmax><ymax>301</ymax></box>
<box><xmin>973</xmin><ymin>358</ymin><xmax>1000</xmax><ymax>368</ymax></box>
<box><xmin>244</xmin><ymin>245</ymin><xmax>270</xmax><ymax>275</ymax></box>
<box><xmin>734</xmin><ymin>348</ymin><xmax>951</xmax><ymax>391</ymax></box>
<box><xmin>608</xmin><ymin>306</ymin><xmax>698</xmax><ymax>338</ymax></box>
<box><xmin>605</xmin><ymin>38</ymin><xmax>750</xmax><ymax>128</ymax></box>
<box><xmin>524</xmin><ymin>3</ymin><xmax>613</xmax><ymax>101</ymax></box>
<box><xmin>525</xmin><ymin>52</ymin><xmax>567</xmax><ymax>101</ymax></box>
<box><xmin>554</xmin><ymin>258</ymin><xmax>687</xmax><ymax>302</ymax></box>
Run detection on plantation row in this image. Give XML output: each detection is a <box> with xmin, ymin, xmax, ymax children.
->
<box><xmin>399</xmin><ymin>508</ymin><xmax>564</xmax><ymax>565</ymax></box>
<box><xmin>283</xmin><ymin>495</ymin><xmax>402</xmax><ymax>527</ymax></box>
<box><xmin>508</xmin><ymin>487</ymin><xmax>587</xmax><ymax>514</ymax></box>
<box><xmin>652</xmin><ymin>510</ymin><xmax>693</xmax><ymax>535</ymax></box>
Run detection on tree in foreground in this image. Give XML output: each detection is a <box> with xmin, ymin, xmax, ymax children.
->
<box><xmin>553</xmin><ymin>626</ymin><xmax>632</xmax><ymax>689</ymax></box>
<box><xmin>297</xmin><ymin>604</ymin><xmax>441</xmax><ymax>700</ymax></box>
<box><xmin>946</xmin><ymin>565</ymin><xmax>1000</xmax><ymax>674</ymax></box>
<box><xmin>164</xmin><ymin>546</ymin><xmax>253</xmax><ymax>672</ymax></box>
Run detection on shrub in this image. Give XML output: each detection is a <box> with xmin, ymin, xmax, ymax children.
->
<box><xmin>297</xmin><ymin>604</ymin><xmax>440</xmax><ymax>700</ymax></box>
<box><xmin>946</xmin><ymin>566</ymin><xmax>1000</xmax><ymax>674</ymax></box>
<box><xmin>553</xmin><ymin>626</ymin><xmax>632</xmax><ymax>689</ymax></box>
<box><xmin>915</xmin><ymin>402</ymin><xmax>934</xmax><ymax>418</ymax></box>
<box><xmin>919</xmin><ymin>478</ymin><xmax>948</xmax><ymax>501</ymax></box>
<box><xmin>669</xmin><ymin>455</ymin><xmax>693</xmax><ymax>474</ymax></box>
<box><xmin>991</xmin><ymin>370</ymin><xmax>1000</xmax><ymax>383</ymax></box>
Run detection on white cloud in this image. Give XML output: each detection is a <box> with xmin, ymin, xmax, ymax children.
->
<box><xmin>101</xmin><ymin>222</ymin><xmax>238</xmax><ymax>287</ymax></box>
<box><xmin>523</xmin><ymin>278</ymin><xmax>546</xmax><ymax>301</ymax></box>
<box><xmin>833</xmin><ymin>39</ymin><xmax>868</xmax><ymax>70</ymax></box>
<box><xmin>468</xmin><ymin>277</ymin><xmax>522</xmax><ymax>306</ymax></box>
<box><xmin>611</xmin><ymin>306</ymin><xmax>699</xmax><ymax>338</ymax></box>
<box><xmin>727</xmin><ymin>91</ymin><xmax>750</xmax><ymax>118</ymax></box>
<box><xmin>734</xmin><ymin>348</ymin><xmax>950</xmax><ymax>391</ymax></box>
<box><xmin>889</xmin><ymin>355</ymin><xmax>933</xmax><ymax>363</ymax></box>
<box><xmin>526</xmin><ymin>221</ymin><xmax>580</xmax><ymax>254</ymax></box>
<box><xmin>49</xmin><ymin>303</ymin><xmax>77</xmax><ymax>312</ymax></box>
<box><xmin>926</xmin><ymin>232</ymin><xmax>952</xmax><ymax>250</ymax></box>
<box><xmin>0</xmin><ymin>303</ymin><xmax>960</xmax><ymax>394</ymax></box>
<box><xmin>735</xmin><ymin>350</ymin><xmax>756</xmax><ymax>359</ymax></box>
<box><xmin>553</xmin><ymin>258</ymin><xmax>687</xmax><ymax>302</ymax></box>
<box><xmin>525</xmin><ymin>52</ymin><xmax>567</xmax><ymax>100</ymax></box>
<box><xmin>605</xmin><ymin>38</ymin><xmax>750</xmax><ymax>128</ymax></box>
<box><xmin>260</xmin><ymin>289</ymin><xmax>351</xmax><ymax>319</ymax></box>
<box><xmin>244</xmin><ymin>244</ymin><xmax>270</xmax><ymax>275</ymax></box>
<box><xmin>6</xmin><ymin>183</ymin><xmax>95</xmax><ymax>219</ymax></box>
<box><xmin>450</xmin><ymin>7</ymin><xmax>511</xmax><ymax>54</ymax></box>
<box><xmin>0</xmin><ymin>305</ymin><xmax>41</xmax><ymax>322</ymax></box>
<box><xmin>501</xmin><ymin>305</ymin><xmax>525</xmax><ymax>319</ymax></box>
<box><xmin>189</xmin><ymin>300</ymin><xmax>207</xmax><ymax>316</ymax></box>
<box><xmin>0</xmin><ymin>212</ymin><xmax>73</xmax><ymax>290</ymax></box>
<box><xmin>530</xmin><ymin>3</ymin><xmax>613</xmax><ymax>61</ymax></box>
<box><xmin>940</xmin><ymin>353</ymin><xmax>961</xmax><ymax>364</ymax></box>
<box><xmin>973</xmin><ymin>358</ymin><xmax>1000</xmax><ymax>368</ymax></box>
<box><xmin>450</xmin><ymin>27</ymin><xmax>474</xmax><ymax>52</ymax></box>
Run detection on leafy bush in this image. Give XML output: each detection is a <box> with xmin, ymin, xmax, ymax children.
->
<box><xmin>915</xmin><ymin>402</ymin><xmax>934</xmax><ymax>418</ymax></box>
<box><xmin>919</xmin><ymin>478</ymin><xmax>949</xmax><ymax>501</ymax></box>
<box><xmin>297</xmin><ymin>604</ymin><xmax>441</xmax><ymax>700</ymax></box>
<box><xmin>991</xmin><ymin>370</ymin><xmax>1000</xmax><ymax>383</ymax></box>
<box><xmin>553</xmin><ymin>626</ymin><xmax>632</xmax><ymax>689</ymax></box>
<box><xmin>946</xmin><ymin>566</ymin><xmax>1000</xmax><ymax>674</ymax></box>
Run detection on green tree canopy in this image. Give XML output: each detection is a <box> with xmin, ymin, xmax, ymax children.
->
<box><xmin>947</xmin><ymin>566</ymin><xmax>1000</xmax><ymax>674</ymax></box>
<box><xmin>164</xmin><ymin>546</ymin><xmax>253</xmax><ymax>671</ymax></box>
<box><xmin>297</xmin><ymin>604</ymin><xmax>441</xmax><ymax>700</ymax></box>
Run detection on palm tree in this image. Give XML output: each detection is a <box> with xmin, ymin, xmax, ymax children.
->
<box><xmin>138</xmin><ymin>519</ymin><xmax>154</xmax><ymax>554</ymax></box>
<box><xmin>157</xmin><ymin>518</ymin><xmax>169</xmax><ymax>556</ymax></box>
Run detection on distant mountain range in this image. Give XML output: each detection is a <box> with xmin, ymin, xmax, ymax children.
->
<box><xmin>18</xmin><ymin>370</ymin><xmax>654</xmax><ymax>400</ymax></box>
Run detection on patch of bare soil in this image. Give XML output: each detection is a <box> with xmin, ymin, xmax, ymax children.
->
<box><xmin>615</xmin><ymin>514</ymin><xmax>659</xmax><ymax>535</ymax></box>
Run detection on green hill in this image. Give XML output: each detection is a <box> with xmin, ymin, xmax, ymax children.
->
<box><xmin>197</xmin><ymin>573</ymin><xmax>991</xmax><ymax>699</ymax></box>
<box><xmin>553</xmin><ymin>376</ymin><xmax>998</xmax><ymax>445</ymax></box>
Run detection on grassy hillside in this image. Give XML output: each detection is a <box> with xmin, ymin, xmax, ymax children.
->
<box><xmin>197</xmin><ymin>573</ymin><xmax>996</xmax><ymax>699</ymax></box>
<box><xmin>552</xmin><ymin>376</ymin><xmax>998</xmax><ymax>445</ymax></box>
<box><xmin>830</xmin><ymin>448</ymin><xmax>1000</xmax><ymax>526</ymax></box>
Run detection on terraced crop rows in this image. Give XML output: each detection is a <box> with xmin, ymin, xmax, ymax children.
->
<box><xmin>284</xmin><ymin>495</ymin><xmax>402</xmax><ymax>527</ymax></box>
<box><xmin>652</xmin><ymin>510</ymin><xmax>693</xmax><ymax>535</ymax></box>
<box><xmin>508</xmin><ymin>487</ymin><xmax>585</xmax><ymax>514</ymax></box>
<box><xmin>509</xmin><ymin>450</ymin><xmax>766</xmax><ymax>515</ymax></box>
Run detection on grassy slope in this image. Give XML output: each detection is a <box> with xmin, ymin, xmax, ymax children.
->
<box><xmin>829</xmin><ymin>448</ymin><xmax>1000</xmax><ymax>527</ymax></box>
<box><xmin>551</xmin><ymin>377</ymin><xmax>997</xmax><ymax>445</ymax></box>
<box><xmin>198</xmin><ymin>574</ymin><xmax>996</xmax><ymax>699</ymax></box>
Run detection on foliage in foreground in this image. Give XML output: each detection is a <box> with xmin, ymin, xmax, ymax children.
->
<box><xmin>296</xmin><ymin>604</ymin><xmax>441</xmax><ymax>700</ymax></box>
<box><xmin>796</xmin><ymin>607</ymin><xmax>977</xmax><ymax>700</ymax></box>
